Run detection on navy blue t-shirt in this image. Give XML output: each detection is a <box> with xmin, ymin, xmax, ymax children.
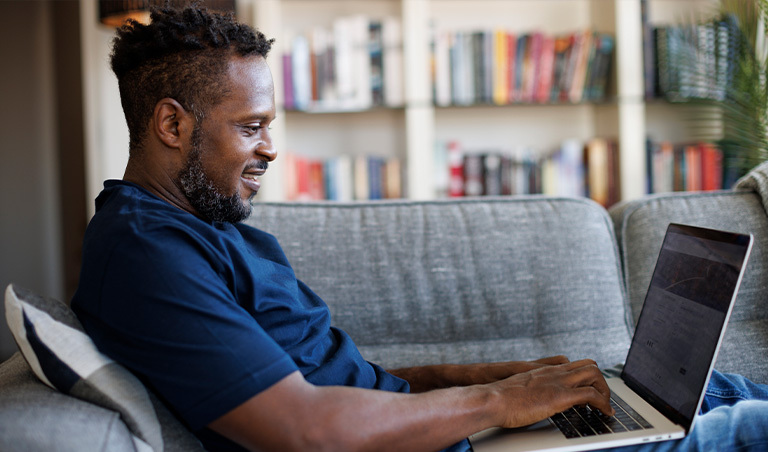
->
<box><xmin>71</xmin><ymin>181</ymin><xmax>417</xmax><ymax>450</ymax></box>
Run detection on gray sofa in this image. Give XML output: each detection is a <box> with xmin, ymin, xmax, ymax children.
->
<box><xmin>1</xmin><ymin>162</ymin><xmax>767</xmax><ymax>451</ymax></box>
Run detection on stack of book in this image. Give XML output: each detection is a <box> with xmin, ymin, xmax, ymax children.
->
<box><xmin>645</xmin><ymin>140</ymin><xmax>726</xmax><ymax>193</ymax></box>
<box><xmin>435</xmin><ymin>138</ymin><xmax>621</xmax><ymax>207</ymax></box>
<box><xmin>432</xmin><ymin>29</ymin><xmax>614</xmax><ymax>106</ymax></box>
<box><xmin>282</xmin><ymin>152</ymin><xmax>404</xmax><ymax>201</ymax></box>
<box><xmin>648</xmin><ymin>15</ymin><xmax>739</xmax><ymax>101</ymax></box>
<box><xmin>282</xmin><ymin>16</ymin><xmax>404</xmax><ymax>112</ymax></box>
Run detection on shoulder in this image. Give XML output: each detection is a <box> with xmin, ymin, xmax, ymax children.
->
<box><xmin>88</xmin><ymin>181</ymin><xmax>229</xmax><ymax>256</ymax></box>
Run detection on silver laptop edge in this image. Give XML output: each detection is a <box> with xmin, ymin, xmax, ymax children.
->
<box><xmin>471</xmin><ymin>223</ymin><xmax>754</xmax><ymax>452</ymax></box>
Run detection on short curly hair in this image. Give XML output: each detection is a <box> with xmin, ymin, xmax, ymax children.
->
<box><xmin>110</xmin><ymin>3</ymin><xmax>274</xmax><ymax>152</ymax></box>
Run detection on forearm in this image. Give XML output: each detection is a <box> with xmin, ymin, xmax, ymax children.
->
<box><xmin>301</xmin><ymin>383</ymin><xmax>499</xmax><ymax>452</ymax></box>
<box><xmin>210</xmin><ymin>371</ymin><xmax>501</xmax><ymax>452</ymax></box>
<box><xmin>389</xmin><ymin>356</ymin><xmax>571</xmax><ymax>393</ymax></box>
<box><xmin>210</xmin><ymin>360</ymin><xmax>612</xmax><ymax>452</ymax></box>
<box><xmin>388</xmin><ymin>364</ymin><xmax>478</xmax><ymax>392</ymax></box>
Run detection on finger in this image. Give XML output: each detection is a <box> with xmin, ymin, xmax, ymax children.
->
<box><xmin>534</xmin><ymin>355</ymin><xmax>570</xmax><ymax>365</ymax></box>
<box><xmin>576</xmin><ymin>386</ymin><xmax>614</xmax><ymax>416</ymax></box>
<box><xmin>571</xmin><ymin>366</ymin><xmax>614</xmax><ymax>416</ymax></box>
<box><xmin>563</xmin><ymin>358</ymin><xmax>598</xmax><ymax>370</ymax></box>
<box><xmin>571</xmin><ymin>361</ymin><xmax>611</xmax><ymax>400</ymax></box>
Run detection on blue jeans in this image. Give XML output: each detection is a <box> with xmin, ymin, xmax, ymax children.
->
<box><xmin>607</xmin><ymin>370</ymin><xmax>768</xmax><ymax>451</ymax></box>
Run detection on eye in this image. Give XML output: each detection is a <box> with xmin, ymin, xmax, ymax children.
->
<box><xmin>242</xmin><ymin>124</ymin><xmax>262</xmax><ymax>135</ymax></box>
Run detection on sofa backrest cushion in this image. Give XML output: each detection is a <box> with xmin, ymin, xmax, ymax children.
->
<box><xmin>609</xmin><ymin>190</ymin><xmax>768</xmax><ymax>384</ymax></box>
<box><xmin>247</xmin><ymin>197</ymin><xmax>632</xmax><ymax>370</ymax></box>
<box><xmin>3</xmin><ymin>284</ymin><xmax>204</xmax><ymax>452</ymax></box>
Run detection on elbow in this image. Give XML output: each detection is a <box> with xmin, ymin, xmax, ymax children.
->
<box><xmin>296</xmin><ymin>418</ymin><xmax>364</xmax><ymax>452</ymax></box>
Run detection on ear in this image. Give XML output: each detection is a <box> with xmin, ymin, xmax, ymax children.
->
<box><xmin>151</xmin><ymin>98</ymin><xmax>194</xmax><ymax>150</ymax></box>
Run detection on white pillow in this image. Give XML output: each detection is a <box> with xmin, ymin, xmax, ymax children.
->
<box><xmin>4</xmin><ymin>284</ymin><xmax>203</xmax><ymax>452</ymax></box>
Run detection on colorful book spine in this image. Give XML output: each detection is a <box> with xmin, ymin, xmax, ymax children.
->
<box><xmin>653</xmin><ymin>15</ymin><xmax>740</xmax><ymax>102</ymax></box>
<box><xmin>284</xmin><ymin>15</ymin><xmax>404</xmax><ymax>111</ymax></box>
<box><xmin>431</xmin><ymin>28</ymin><xmax>614</xmax><ymax>105</ymax></box>
<box><xmin>646</xmin><ymin>140</ymin><xmax>725</xmax><ymax>194</ymax></box>
<box><xmin>283</xmin><ymin>152</ymin><xmax>404</xmax><ymax>201</ymax></box>
<box><xmin>435</xmin><ymin>138</ymin><xmax>617</xmax><ymax>205</ymax></box>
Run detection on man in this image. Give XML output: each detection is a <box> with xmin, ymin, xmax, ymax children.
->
<box><xmin>72</xmin><ymin>5</ymin><xmax>768</xmax><ymax>452</ymax></box>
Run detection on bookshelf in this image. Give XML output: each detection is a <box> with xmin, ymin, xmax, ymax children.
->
<box><xmin>643</xmin><ymin>0</ymin><xmax>737</xmax><ymax>191</ymax></box>
<box><xmin>77</xmin><ymin>0</ymin><xmax>730</xmax><ymax>215</ymax></box>
<box><xmin>246</xmin><ymin>0</ymin><xmax>711</xmax><ymax>203</ymax></box>
<box><xmin>247</xmin><ymin>0</ymin><xmax>646</xmax><ymax>200</ymax></box>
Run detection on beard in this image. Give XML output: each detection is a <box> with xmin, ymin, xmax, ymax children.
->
<box><xmin>178</xmin><ymin>126</ymin><xmax>254</xmax><ymax>224</ymax></box>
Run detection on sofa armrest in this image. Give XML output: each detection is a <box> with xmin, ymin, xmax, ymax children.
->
<box><xmin>609</xmin><ymin>190</ymin><xmax>768</xmax><ymax>384</ymax></box>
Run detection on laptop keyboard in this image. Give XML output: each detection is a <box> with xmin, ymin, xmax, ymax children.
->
<box><xmin>550</xmin><ymin>394</ymin><xmax>654</xmax><ymax>439</ymax></box>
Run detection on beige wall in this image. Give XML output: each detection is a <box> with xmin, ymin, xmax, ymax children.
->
<box><xmin>0</xmin><ymin>0</ymin><xmax>64</xmax><ymax>359</ymax></box>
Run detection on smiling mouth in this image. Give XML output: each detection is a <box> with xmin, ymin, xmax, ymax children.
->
<box><xmin>241</xmin><ymin>168</ymin><xmax>266</xmax><ymax>193</ymax></box>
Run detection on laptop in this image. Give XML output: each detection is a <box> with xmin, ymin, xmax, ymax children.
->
<box><xmin>470</xmin><ymin>223</ymin><xmax>753</xmax><ymax>452</ymax></box>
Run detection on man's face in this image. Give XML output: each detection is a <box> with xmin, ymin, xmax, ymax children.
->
<box><xmin>178</xmin><ymin>55</ymin><xmax>276</xmax><ymax>223</ymax></box>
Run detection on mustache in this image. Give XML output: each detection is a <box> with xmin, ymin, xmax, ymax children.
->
<box><xmin>246</xmin><ymin>160</ymin><xmax>269</xmax><ymax>172</ymax></box>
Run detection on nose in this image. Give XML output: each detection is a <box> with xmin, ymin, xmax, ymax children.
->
<box><xmin>256</xmin><ymin>129</ymin><xmax>277</xmax><ymax>162</ymax></box>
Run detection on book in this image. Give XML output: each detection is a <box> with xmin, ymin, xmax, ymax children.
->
<box><xmin>333</xmin><ymin>155</ymin><xmax>355</xmax><ymax>201</ymax></box>
<box><xmin>569</xmin><ymin>30</ymin><xmax>593</xmax><ymax>103</ymax></box>
<box><xmin>282</xmin><ymin>50</ymin><xmax>295</xmax><ymax>110</ymax></box>
<box><xmin>514</xmin><ymin>34</ymin><xmax>527</xmax><ymax>102</ymax></box>
<box><xmin>283</xmin><ymin>153</ymin><xmax>402</xmax><ymax>201</ymax></box>
<box><xmin>646</xmin><ymin>139</ymin><xmax>725</xmax><ymax>194</ymax></box>
<box><xmin>551</xmin><ymin>35</ymin><xmax>571</xmax><ymax>102</ymax></box>
<box><xmin>382</xmin><ymin>17</ymin><xmax>404</xmax><ymax>107</ymax></box>
<box><xmin>536</xmin><ymin>35</ymin><xmax>555</xmax><ymax>103</ymax></box>
<box><xmin>483</xmin><ymin>153</ymin><xmax>503</xmax><ymax>195</ymax></box>
<box><xmin>493</xmin><ymin>29</ymin><xmax>509</xmax><ymax>105</ymax></box>
<box><xmin>308</xmin><ymin>160</ymin><xmax>326</xmax><ymax>200</ymax></box>
<box><xmin>583</xmin><ymin>138</ymin><xmax>620</xmax><ymax>207</ymax></box>
<box><xmin>448</xmin><ymin>141</ymin><xmax>464</xmax><ymax>197</ymax></box>
<box><xmin>369</xmin><ymin>21</ymin><xmax>385</xmax><ymax>107</ymax></box>
<box><xmin>463</xmin><ymin>154</ymin><xmax>484</xmax><ymax>197</ymax></box>
<box><xmin>641</xmin><ymin>0</ymin><xmax>657</xmax><ymax>99</ymax></box>
<box><xmin>352</xmin><ymin>15</ymin><xmax>373</xmax><ymax>110</ymax></box>
<box><xmin>653</xmin><ymin>16</ymin><xmax>739</xmax><ymax>102</ymax></box>
<box><xmin>281</xmin><ymin>15</ymin><xmax>411</xmax><ymax>112</ymax></box>
<box><xmin>506</xmin><ymin>32</ymin><xmax>518</xmax><ymax>103</ymax></box>
<box><xmin>684</xmin><ymin>144</ymin><xmax>701</xmax><ymax>192</ymax></box>
<box><xmin>384</xmin><ymin>158</ymin><xmax>403</xmax><ymax>199</ymax></box>
<box><xmin>472</xmin><ymin>32</ymin><xmax>486</xmax><ymax>103</ymax></box>
<box><xmin>291</xmin><ymin>34</ymin><xmax>312</xmax><ymax>110</ymax></box>
<box><xmin>700</xmin><ymin>142</ymin><xmax>723</xmax><ymax>191</ymax></box>
<box><xmin>521</xmin><ymin>32</ymin><xmax>541</xmax><ymax>103</ymax></box>
<box><xmin>334</xmin><ymin>16</ymin><xmax>355</xmax><ymax>108</ymax></box>
<box><xmin>367</xmin><ymin>156</ymin><xmax>385</xmax><ymax>200</ymax></box>
<box><xmin>434</xmin><ymin>30</ymin><xmax>453</xmax><ymax>106</ymax></box>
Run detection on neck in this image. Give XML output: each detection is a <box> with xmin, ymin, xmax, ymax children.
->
<box><xmin>123</xmin><ymin>157</ymin><xmax>198</xmax><ymax>217</ymax></box>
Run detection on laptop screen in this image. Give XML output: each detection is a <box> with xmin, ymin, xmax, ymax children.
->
<box><xmin>622</xmin><ymin>223</ymin><xmax>752</xmax><ymax>430</ymax></box>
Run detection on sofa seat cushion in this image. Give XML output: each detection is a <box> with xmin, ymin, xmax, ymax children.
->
<box><xmin>247</xmin><ymin>197</ymin><xmax>632</xmax><ymax>370</ymax></box>
<box><xmin>4</xmin><ymin>285</ymin><xmax>204</xmax><ymax>452</ymax></box>
<box><xmin>0</xmin><ymin>352</ymin><xmax>137</xmax><ymax>452</ymax></box>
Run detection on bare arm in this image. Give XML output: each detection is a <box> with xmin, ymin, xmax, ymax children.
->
<box><xmin>208</xmin><ymin>359</ymin><xmax>613</xmax><ymax>452</ymax></box>
<box><xmin>388</xmin><ymin>355</ymin><xmax>571</xmax><ymax>393</ymax></box>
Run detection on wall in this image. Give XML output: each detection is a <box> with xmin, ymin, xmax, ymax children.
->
<box><xmin>80</xmin><ymin>0</ymin><xmax>131</xmax><ymax>216</ymax></box>
<box><xmin>0</xmin><ymin>1</ymin><xmax>64</xmax><ymax>360</ymax></box>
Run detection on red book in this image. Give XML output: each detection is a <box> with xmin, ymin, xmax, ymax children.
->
<box><xmin>308</xmin><ymin>160</ymin><xmax>326</xmax><ymax>200</ymax></box>
<box><xmin>685</xmin><ymin>145</ymin><xmax>701</xmax><ymax>191</ymax></box>
<box><xmin>700</xmin><ymin>142</ymin><xmax>723</xmax><ymax>191</ymax></box>
<box><xmin>295</xmin><ymin>156</ymin><xmax>311</xmax><ymax>201</ymax></box>
<box><xmin>448</xmin><ymin>141</ymin><xmax>464</xmax><ymax>197</ymax></box>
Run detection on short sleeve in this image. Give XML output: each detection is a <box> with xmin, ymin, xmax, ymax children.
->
<box><xmin>74</xmin><ymin>224</ymin><xmax>299</xmax><ymax>430</ymax></box>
